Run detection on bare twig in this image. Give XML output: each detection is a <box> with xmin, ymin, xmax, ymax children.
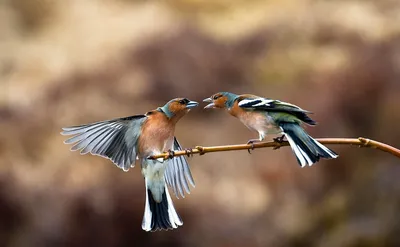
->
<box><xmin>148</xmin><ymin>137</ymin><xmax>400</xmax><ymax>160</ymax></box>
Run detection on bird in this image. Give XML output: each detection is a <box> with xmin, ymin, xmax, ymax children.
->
<box><xmin>203</xmin><ymin>92</ymin><xmax>338</xmax><ymax>167</ymax></box>
<box><xmin>61</xmin><ymin>98</ymin><xmax>198</xmax><ymax>231</ymax></box>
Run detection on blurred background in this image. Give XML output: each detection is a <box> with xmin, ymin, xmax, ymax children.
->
<box><xmin>1</xmin><ymin>0</ymin><xmax>400</xmax><ymax>246</ymax></box>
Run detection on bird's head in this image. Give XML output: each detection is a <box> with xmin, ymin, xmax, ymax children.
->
<box><xmin>160</xmin><ymin>98</ymin><xmax>199</xmax><ymax>121</ymax></box>
<box><xmin>203</xmin><ymin>92</ymin><xmax>238</xmax><ymax>109</ymax></box>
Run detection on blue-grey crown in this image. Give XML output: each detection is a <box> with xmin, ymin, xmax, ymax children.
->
<box><xmin>220</xmin><ymin>92</ymin><xmax>239</xmax><ymax>108</ymax></box>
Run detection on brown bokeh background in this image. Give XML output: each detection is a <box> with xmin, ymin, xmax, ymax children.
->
<box><xmin>1</xmin><ymin>0</ymin><xmax>400</xmax><ymax>246</ymax></box>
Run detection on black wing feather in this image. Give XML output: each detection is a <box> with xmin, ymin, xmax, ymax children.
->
<box><xmin>239</xmin><ymin>98</ymin><xmax>316</xmax><ymax>125</ymax></box>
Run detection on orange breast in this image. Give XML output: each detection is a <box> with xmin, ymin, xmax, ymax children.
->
<box><xmin>228</xmin><ymin>100</ymin><xmax>246</xmax><ymax>118</ymax></box>
<box><xmin>138</xmin><ymin>111</ymin><xmax>175</xmax><ymax>157</ymax></box>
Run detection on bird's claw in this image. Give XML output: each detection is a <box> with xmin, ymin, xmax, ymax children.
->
<box><xmin>273</xmin><ymin>145</ymin><xmax>281</xmax><ymax>150</ymax></box>
<box><xmin>184</xmin><ymin>148</ymin><xmax>193</xmax><ymax>157</ymax></box>
<box><xmin>272</xmin><ymin>135</ymin><xmax>285</xmax><ymax>150</ymax></box>
<box><xmin>247</xmin><ymin>143</ymin><xmax>255</xmax><ymax>154</ymax></box>
<box><xmin>273</xmin><ymin>134</ymin><xmax>286</xmax><ymax>143</ymax></box>
<box><xmin>167</xmin><ymin>150</ymin><xmax>175</xmax><ymax>159</ymax></box>
<box><xmin>246</xmin><ymin>139</ymin><xmax>258</xmax><ymax>154</ymax></box>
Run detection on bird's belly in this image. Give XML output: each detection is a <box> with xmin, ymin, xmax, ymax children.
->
<box><xmin>141</xmin><ymin>158</ymin><xmax>167</xmax><ymax>202</ymax></box>
<box><xmin>141</xmin><ymin>160</ymin><xmax>166</xmax><ymax>181</ymax></box>
<box><xmin>241</xmin><ymin>112</ymin><xmax>282</xmax><ymax>134</ymax></box>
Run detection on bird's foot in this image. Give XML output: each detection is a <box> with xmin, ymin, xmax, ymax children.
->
<box><xmin>184</xmin><ymin>148</ymin><xmax>193</xmax><ymax>157</ymax></box>
<box><xmin>273</xmin><ymin>134</ymin><xmax>286</xmax><ymax>143</ymax></box>
<box><xmin>246</xmin><ymin>139</ymin><xmax>260</xmax><ymax>154</ymax></box>
<box><xmin>167</xmin><ymin>149</ymin><xmax>175</xmax><ymax>159</ymax></box>
<box><xmin>272</xmin><ymin>135</ymin><xmax>285</xmax><ymax>150</ymax></box>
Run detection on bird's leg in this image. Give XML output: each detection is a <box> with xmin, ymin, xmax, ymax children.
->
<box><xmin>184</xmin><ymin>148</ymin><xmax>193</xmax><ymax>157</ymax></box>
<box><xmin>273</xmin><ymin>134</ymin><xmax>286</xmax><ymax>143</ymax></box>
<box><xmin>167</xmin><ymin>149</ymin><xmax>175</xmax><ymax>159</ymax></box>
<box><xmin>272</xmin><ymin>134</ymin><xmax>286</xmax><ymax>150</ymax></box>
<box><xmin>246</xmin><ymin>139</ymin><xmax>260</xmax><ymax>154</ymax></box>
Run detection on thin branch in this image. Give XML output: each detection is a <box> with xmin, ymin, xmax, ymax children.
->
<box><xmin>149</xmin><ymin>137</ymin><xmax>400</xmax><ymax>160</ymax></box>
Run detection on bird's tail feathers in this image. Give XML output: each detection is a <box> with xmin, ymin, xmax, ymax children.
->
<box><xmin>280</xmin><ymin>123</ymin><xmax>338</xmax><ymax>167</ymax></box>
<box><xmin>142</xmin><ymin>179</ymin><xmax>182</xmax><ymax>232</ymax></box>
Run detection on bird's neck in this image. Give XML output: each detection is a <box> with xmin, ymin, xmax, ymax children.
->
<box><xmin>227</xmin><ymin>100</ymin><xmax>244</xmax><ymax>119</ymax></box>
<box><xmin>224</xmin><ymin>95</ymin><xmax>238</xmax><ymax>109</ymax></box>
<box><xmin>168</xmin><ymin>112</ymin><xmax>187</xmax><ymax>124</ymax></box>
<box><xmin>157</xmin><ymin>107</ymin><xmax>186</xmax><ymax>125</ymax></box>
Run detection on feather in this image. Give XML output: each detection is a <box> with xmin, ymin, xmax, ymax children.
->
<box><xmin>61</xmin><ymin>115</ymin><xmax>146</xmax><ymax>171</ymax></box>
<box><xmin>280</xmin><ymin>122</ymin><xmax>338</xmax><ymax>167</ymax></box>
<box><xmin>164</xmin><ymin>138</ymin><xmax>195</xmax><ymax>198</ymax></box>
<box><xmin>238</xmin><ymin>97</ymin><xmax>316</xmax><ymax>125</ymax></box>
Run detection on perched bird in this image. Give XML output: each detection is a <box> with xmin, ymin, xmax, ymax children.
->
<box><xmin>61</xmin><ymin>98</ymin><xmax>198</xmax><ymax>231</ymax></box>
<box><xmin>203</xmin><ymin>92</ymin><xmax>338</xmax><ymax>167</ymax></box>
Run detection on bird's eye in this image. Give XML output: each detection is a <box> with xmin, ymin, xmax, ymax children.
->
<box><xmin>178</xmin><ymin>98</ymin><xmax>189</xmax><ymax>104</ymax></box>
<box><xmin>213</xmin><ymin>95</ymin><xmax>222</xmax><ymax>100</ymax></box>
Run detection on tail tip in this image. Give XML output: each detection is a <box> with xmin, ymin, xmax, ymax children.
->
<box><xmin>142</xmin><ymin>187</ymin><xmax>183</xmax><ymax>232</ymax></box>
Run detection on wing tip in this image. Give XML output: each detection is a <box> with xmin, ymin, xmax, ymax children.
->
<box><xmin>60</xmin><ymin>130</ymin><xmax>69</xmax><ymax>136</ymax></box>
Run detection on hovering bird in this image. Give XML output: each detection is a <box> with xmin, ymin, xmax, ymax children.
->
<box><xmin>203</xmin><ymin>92</ymin><xmax>338</xmax><ymax>167</ymax></box>
<box><xmin>61</xmin><ymin>98</ymin><xmax>198</xmax><ymax>231</ymax></box>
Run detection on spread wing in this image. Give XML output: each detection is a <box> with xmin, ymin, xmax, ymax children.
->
<box><xmin>61</xmin><ymin>115</ymin><xmax>147</xmax><ymax>171</ymax></box>
<box><xmin>165</xmin><ymin>137</ymin><xmax>195</xmax><ymax>198</ymax></box>
<box><xmin>238</xmin><ymin>97</ymin><xmax>316</xmax><ymax>125</ymax></box>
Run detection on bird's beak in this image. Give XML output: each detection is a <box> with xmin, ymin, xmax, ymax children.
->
<box><xmin>186</xmin><ymin>101</ymin><xmax>199</xmax><ymax>109</ymax></box>
<box><xmin>203</xmin><ymin>98</ymin><xmax>215</xmax><ymax>109</ymax></box>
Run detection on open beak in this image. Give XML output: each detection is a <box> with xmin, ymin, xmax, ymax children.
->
<box><xmin>186</xmin><ymin>100</ymin><xmax>199</xmax><ymax>109</ymax></box>
<box><xmin>203</xmin><ymin>98</ymin><xmax>215</xmax><ymax>109</ymax></box>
